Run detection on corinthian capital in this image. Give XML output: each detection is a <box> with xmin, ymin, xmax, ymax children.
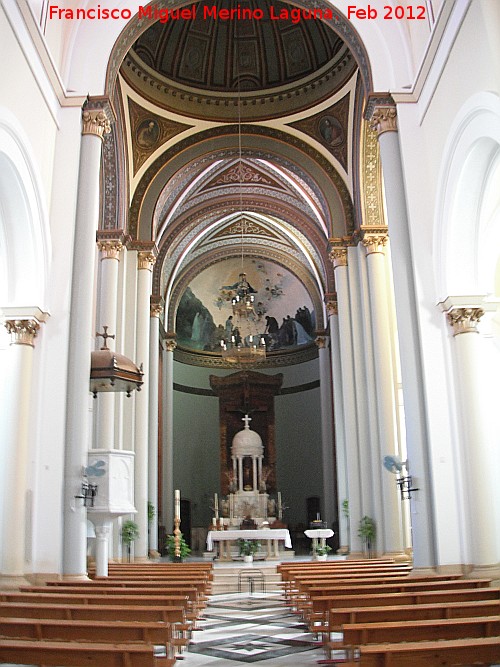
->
<box><xmin>325</xmin><ymin>299</ymin><xmax>338</xmax><ymax>317</ymax></box>
<box><xmin>315</xmin><ymin>334</ymin><xmax>329</xmax><ymax>349</ymax></box>
<box><xmin>365</xmin><ymin>94</ymin><xmax>397</xmax><ymax>136</ymax></box>
<box><xmin>165</xmin><ymin>333</ymin><xmax>177</xmax><ymax>353</ymax></box>
<box><xmin>5</xmin><ymin>319</ymin><xmax>40</xmax><ymax>346</ymax></box>
<box><xmin>138</xmin><ymin>252</ymin><xmax>157</xmax><ymax>271</ymax></box>
<box><xmin>329</xmin><ymin>247</ymin><xmax>348</xmax><ymax>269</ymax></box>
<box><xmin>447</xmin><ymin>308</ymin><xmax>484</xmax><ymax>336</ymax></box>
<box><xmin>361</xmin><ymin>226</ymin><xmax>389</xmax><ymax>255</ymax></box>
<box><xmin>97</xmin><ymin>240</ymin><xmax>123</xmax><ymax>260</ymax></box>
<box><xmin>82</xmin><ymin>109</ymin><xmax>112</xmax><ymax>139</ymax></box>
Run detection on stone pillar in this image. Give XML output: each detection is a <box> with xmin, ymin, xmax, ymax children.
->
<box><xmin>445</xmin><ymin>304</ymin><xmax>498</xmax><ymax>571</ymax></box>
<box><xmin>162</xmin><ymin>334</ymin><xmax>176</xmax><ymax>532</ymax></box>
<box><xmin>329</xmin><ymin>245</ymin><xmax>362</xmax><ymax>553</ymax></box>
<box><xmin>95</xmin><ymin>238</ymin><xmax>123</xmax><ymax>450</ymax></box>
<box><xmin>148</xmin><ymin>298</ymin><xmax>163</xmax><ymax>553</ymax></box>
<box><xmin>63</xmin><ymin>103</ymin><xmax>112</xmax><ymax>579</ymax></box>
<box><xmin>361</xmin><ymin>229</ymin><xmax>403</xmax><ymax>556</ymax></box>
<box><xmin>93</xmin><ymin>521</ymin><xmax>112</xmax><ymax>577</ymax></box>
<box><xmin>1</xmin><ymin>314</ymin><xmax>46</xmax><ymax>587</ymax></box>
<box><xmin>366</xmin><ymin>96</ymin><xmax>435</xmax><ymax>568</ymax></box>
<box><xmin>315</xmin><ymin>333</ymin><xmax>336</xmax><ymax>527</ymax></box>
<box><xmin>134</xmin><ymin>250</ymin><xmax>156</xmax><ymax>560</ymax></box>
<box><xmin>326</xmin><ymin>296</ymin><xmax>349</xmax><ymax>551</ymax></box>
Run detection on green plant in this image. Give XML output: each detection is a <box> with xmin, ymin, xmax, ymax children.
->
<box><xmin>237</xmin><ymin>538</ymin><xmax>260</xmax><ymax>556</ymax></box>
<box><xmin>147</xmin><ymin>502</ymin><xmax>156</xmax><ymax>523</ymax></box>
<box><xmin>314</xmin><ymin>544</ymin><xmax>332</xmax><ymax>556</ymax></box>
<box><xmin>341</xmin><ymin>499</ymin><xmax>349</xmax><ymax>518</ymax></box>
<box><xmin>121</xmin><ymin>520</ymin><xmax>139</xmax><ymax>562</ymax></box>
<box><xmin>165</xmin><ymin>533</ymin><xmax>191</xmax><ymax>561</ymax></box>
<box><xmin>358</xmin><ymin>515</ymin><xmax>376</xmax><ymax>557</ymax></box>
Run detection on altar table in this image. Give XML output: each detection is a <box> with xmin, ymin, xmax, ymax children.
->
<box><xmin>206</xmin><ymin>529</ymin><xmax>292</xmax><ymax>560</ymax></box>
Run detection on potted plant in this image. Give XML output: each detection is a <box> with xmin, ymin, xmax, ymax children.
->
<box><xmin>165</xmin><ymin>532</ymin><xmax>191</xmax><ymax>562</ymax></box>
<box><xmin>358</xmin><ymin>515</ymin><xmax>376</xmax><ymax>558</ymax></box>
<box><xmin>237</xmin><ymin>538</ymin><xmax>260</xmax><ymax>563</ymax></box>
<box><xmin>121</xmin><ymin>520</ymin><xmax>139</xmax><ymax>563</ymax></box>
<box><xmin>313</xmin><ymin>544</ymin><xmax>332</xmax><ymax>561</ymax></box>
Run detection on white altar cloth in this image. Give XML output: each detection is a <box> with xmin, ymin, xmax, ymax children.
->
<box><xmin>304</xmin><ymin>529</ymin><xmax>334</xmax><ymax>539</ymax></box>
<box><xmin>206</xmin><ymin>529</ymin><xmax>292</xmax><ymax>551</ymax></box>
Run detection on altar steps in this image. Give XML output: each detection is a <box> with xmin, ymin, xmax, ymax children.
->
<box><xmin>211</xmin><ymin>563</ymin><xmax>284</xmax><ymax>594</ymax></box>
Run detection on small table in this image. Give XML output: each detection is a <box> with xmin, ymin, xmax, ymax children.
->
<box><xmin>304</xmin><ymin>529</ymin><xmax>334</xmax><ymax>556</ymax></box>
<box><xmin>206</xmin><ymin>529</ymin><xmax>292</xmax><ymax>560</ymax></box>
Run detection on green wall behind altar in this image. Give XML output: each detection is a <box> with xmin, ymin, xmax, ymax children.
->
<box><xmin>172</xmin><ymin>358</ymin><xmax>325</xmax><ymax>550</ymax></box>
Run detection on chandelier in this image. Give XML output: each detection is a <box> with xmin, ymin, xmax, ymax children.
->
<box><xmin>220</xmin><ymin>36</ymin><xmax>266</xmax><ymax>365</ymax></box>
<box><xmin>221</xmin><ymin>272</ymin><xmax>266</xmax><ymax>363</ymax></box>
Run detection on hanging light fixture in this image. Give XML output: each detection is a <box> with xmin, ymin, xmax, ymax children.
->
<box><xmin>220</xmin><ymin>38</ymin><xmax>266</xmax><ymax>365</ymax></box>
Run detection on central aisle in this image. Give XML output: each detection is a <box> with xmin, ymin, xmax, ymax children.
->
<box><xmin>185</xmin><ymin>590</ymin><xmax>325</xmax><ymax>665</ymax></box>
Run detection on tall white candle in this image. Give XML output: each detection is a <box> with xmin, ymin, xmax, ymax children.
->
<box><xmin>278</xmin><ymin>492</ymin><xmax>282</xmax><ymax>519</ymax></box>
<box><xmin>174</xmin><ymin>489</ymin><xmax>180</xmax><ymax>520</ymax></box>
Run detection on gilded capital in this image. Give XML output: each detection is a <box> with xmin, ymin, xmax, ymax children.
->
<box><xmin>361</xmin><ymin>228</ymin><xmax>389</xmax><ymax>255</ymax></box>
<box><xmin>5</xmin><ymin>319</ymin><xmax>40</xmax><ymax>346</ymax></box>
<box><xmin>447</xmin><ymin>308</ymin><xmax>484</xmax><ymax>336</ymax></box>
<box><xmin>97</xmin><ymin>240</ymin><xmax>123</xmax><ymax>260</ymax></box>
<box><xmin>329</xmin><ymin>247</ymin><xmax>348</xmax><ymax>269</ymax></box>
<box><xmin>150</xmin><ymin>303</ymin><xmax>163</xmax><ymax>318</ymax></box>
<box><xmin>82</xmin><ymin>109</ymin><xmax>111</xmax><ymax>139</ymax></box>
<box><xmin>315</xmin><ymin>335</ymin><xmax>329</xmax><ymax>350</ymax></box>
<box><xmin>165</xmin><ymin>336</ymin><xmax>177</xmax><ymax>353</ymax></box>
<box><xmin>325</xmin><ymin>300</ymin><xmax>338</xmax><ymax>317</ymax></box>
<box><xmin>137</xmin><ymin>252</ymin><xmax>156</xmax><ymax>271</ymax></box>
<box><xmin>369</xmin><ymin>106</ymin><xmax>398</xmax><ymax>136</ymax></box>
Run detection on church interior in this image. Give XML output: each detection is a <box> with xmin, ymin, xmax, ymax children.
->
<box><xmin>1</xmin><ymin>0</ymin><xmax>499</xmax><ymax>613</ymax></box>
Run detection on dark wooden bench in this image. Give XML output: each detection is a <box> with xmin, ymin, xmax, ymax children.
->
<box><xmin>0</xmin><ymin>638</ymin><xmax>175</xmax><ymax>666</ymax></box>
<box><xmin>354</xmin><ymin>635</ymin><xmax>500</xmax><ymax>666</ymax></box>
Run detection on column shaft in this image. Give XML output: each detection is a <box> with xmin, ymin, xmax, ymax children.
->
<box><xmin>134</xmin><ymin>253</ymin><xmax>154</xmax><ymax>559</ymax></box>
<box><xmin>148</xmin><ymin>306</ymin><xmax>161</xmax><ymax>552</ymax></box>
<box><xmin>63</xmin><ymin>107</ymin><xmax>111</xmax><ymax>578</ymax></box>
<box><xmin>162</xmin><ymin>337</ymin><xmax>176</xmax><ymax>532</ymax></box>
<box><xmin>317</xmin><ymin>337</ymin><xmax>335</xmax><ymax>527</ymax></box>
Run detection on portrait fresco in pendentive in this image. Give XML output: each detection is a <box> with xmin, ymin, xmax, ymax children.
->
<box><xmin>175</xmin><ymin>258</ymin><xmax>315</xmax><ymax>354</ymax></box>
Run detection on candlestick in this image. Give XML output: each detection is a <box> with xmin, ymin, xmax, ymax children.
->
<box><xmin>278</xmin><ymin>492</ymin><xmax>282</xmax><ymax>520</ymax></box>
<box><xmin>214</xmin><ymin>492</ymin><xmax>219</xmax><ymax>519</ymax></box>
<box><xmin>174</xmin><ymin>489</ymin><xmax>180</xmax><ymax>520</ymax></box>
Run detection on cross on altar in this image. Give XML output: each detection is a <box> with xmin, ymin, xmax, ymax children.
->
<box><xmin>96</xmin><ymin>325</ymin><xmax>115</xmax><ymax>350</ymax></box>
<box><xmin>242</xmin><ymin>414</ymin><xmax>252</xmax><ymax>428</ymax></box>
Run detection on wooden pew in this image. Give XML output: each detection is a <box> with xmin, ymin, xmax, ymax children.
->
<box><xmin>0</xmin><ymin>591</ymin><xmax>190</xmax><ymax>608</ymax></box>
<box><xmin>0</xmin><ymin>638</ymin><xmax>175</xmax><ymax>666</ymax></box>
<box><xmin>354</xmin><ymin>635</ymin><xmax>500</xmax><ymax>666</ymax></box>
<box><xmin>0</xmin><ymin>615</ymin><xmax>173</xmax><ymax>648</ymax></box>
<box><xmin>342</xmin><ymin>615</ymin><xmax>500</xmax><ymax>646</ymax></box>
<box><xmin>308</xmin><ymin>588</ymin><xmax>500</xmax><ymax>635</ymax></box>
<box><xmin>329</xmin><ymin>599</ymin><xmax>500</xmax><ymax>630</ymax></box>
<box><xmin>0</xmin><ymin>601</ymin><xmax>188</xmax><ymax>625</ymax></box>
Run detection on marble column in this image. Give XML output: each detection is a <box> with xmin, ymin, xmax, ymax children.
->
<box><xmin>93</xmin><ymin>522</ymin><xmax>112</xmax><ymax>577</ymax></box>
<box><xmin>326</xmin><ymin>297</ymin><xmax>349</xmax><ymax>552</ymax></box>
<box><xmin>445</xmin><ymin>305</ymin><xmax>498</xmax><ymax>570</ymax></box>
<box><xmin>329</xmin><ymin>245</ymin><xmax>362</xmax><ymax>553</ymax></box>
<box><xmin>63</xmin><ymin>103</ymin><xmax>112</xmax><ymax>579</ymax></box>
<box><xmin>95</xmin><ymin>239</ymin><xmax>123</xmax><ymax>450</ymax></box>
<box><xmin>362</xmin><ymin>229</ymin><xmax>403</xmax><ymax>556</ymax></box>
<box><xmin>134</xmin><ymin>250</ymin><xmax>156</xmax><ymax>560</ymax></box>
<box><xmin>366</xmin><ymin>96</ymin><xmax>435</xmax><ymax>568</ymax></box>
<box><xmin>315</xmin><ymin>334</ymin><xmax>336</xmax><ymax>527</ymax></box>
<box><xmin>162</xmin><ymin>334</ymin><xmax>176</xmax><ymax>532</ymax></box>
<box><xmin>1</xmin><ymin>314</ymin><xmax>46</xmax><ymax>587</ymax></box>
<box><xmin>148</xmin><ymin>299</ymin><xmax>163</xmax><ymax>553</ymax></box>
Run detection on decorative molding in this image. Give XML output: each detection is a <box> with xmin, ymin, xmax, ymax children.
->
<box><xmin>4</xmin><ymin>319</ymin><xmax>40</xmax><ymax>346</ymax></box>
<box><xmin>447</xmin><ymin>308</ymin><xmax>484</xmax><ymax>336</ymax></box>
<box><xmin>360</xmin><ymin>120</ymin><xmax>385</xmax><ymax>229</ymax></box>
<box><xmin>150</xmin><ymin>300</ymin><xmax>164</xmax><ymax>318</ymax></box>
<box><xmin>328</xmin><ymin>245</ymin><xmax>348</xmax><ymax>269</ymax></box>
<box><xmin>325</xmin><ymin>299</ymin><xmax>338</xmax><ymax>317</ymax></box>
<box><xmin>173</xmin><ymin>343</ymin><xmax>318</xmax><ymax>368</ymax></box>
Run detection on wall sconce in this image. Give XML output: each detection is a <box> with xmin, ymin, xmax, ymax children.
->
<box><xmin>396</xmin><ymin>474</ymin><xmax>419</xmax><ymax>500</ymax></box>
<box><xmin>75</xmin><ymin>477</ymin><xmax>98</xmax><ymax>507</ymax></box>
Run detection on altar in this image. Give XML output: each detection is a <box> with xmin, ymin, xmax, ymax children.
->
<box><xmin>207</xmin><ymin>529</ymin><xmax>292</xmax><ymax>560</ymax></box>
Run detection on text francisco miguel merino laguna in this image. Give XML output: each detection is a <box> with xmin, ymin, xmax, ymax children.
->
<box><xmin>48</xmin><ymin>4</ymin><xmax>338</xmax><ymax>23</ymax></box>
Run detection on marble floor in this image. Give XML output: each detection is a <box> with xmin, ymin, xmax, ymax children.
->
<box><xmin>183</xmin><ymin>591</ymin><xmax>329</xmax><ymax>666</ymax></box>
